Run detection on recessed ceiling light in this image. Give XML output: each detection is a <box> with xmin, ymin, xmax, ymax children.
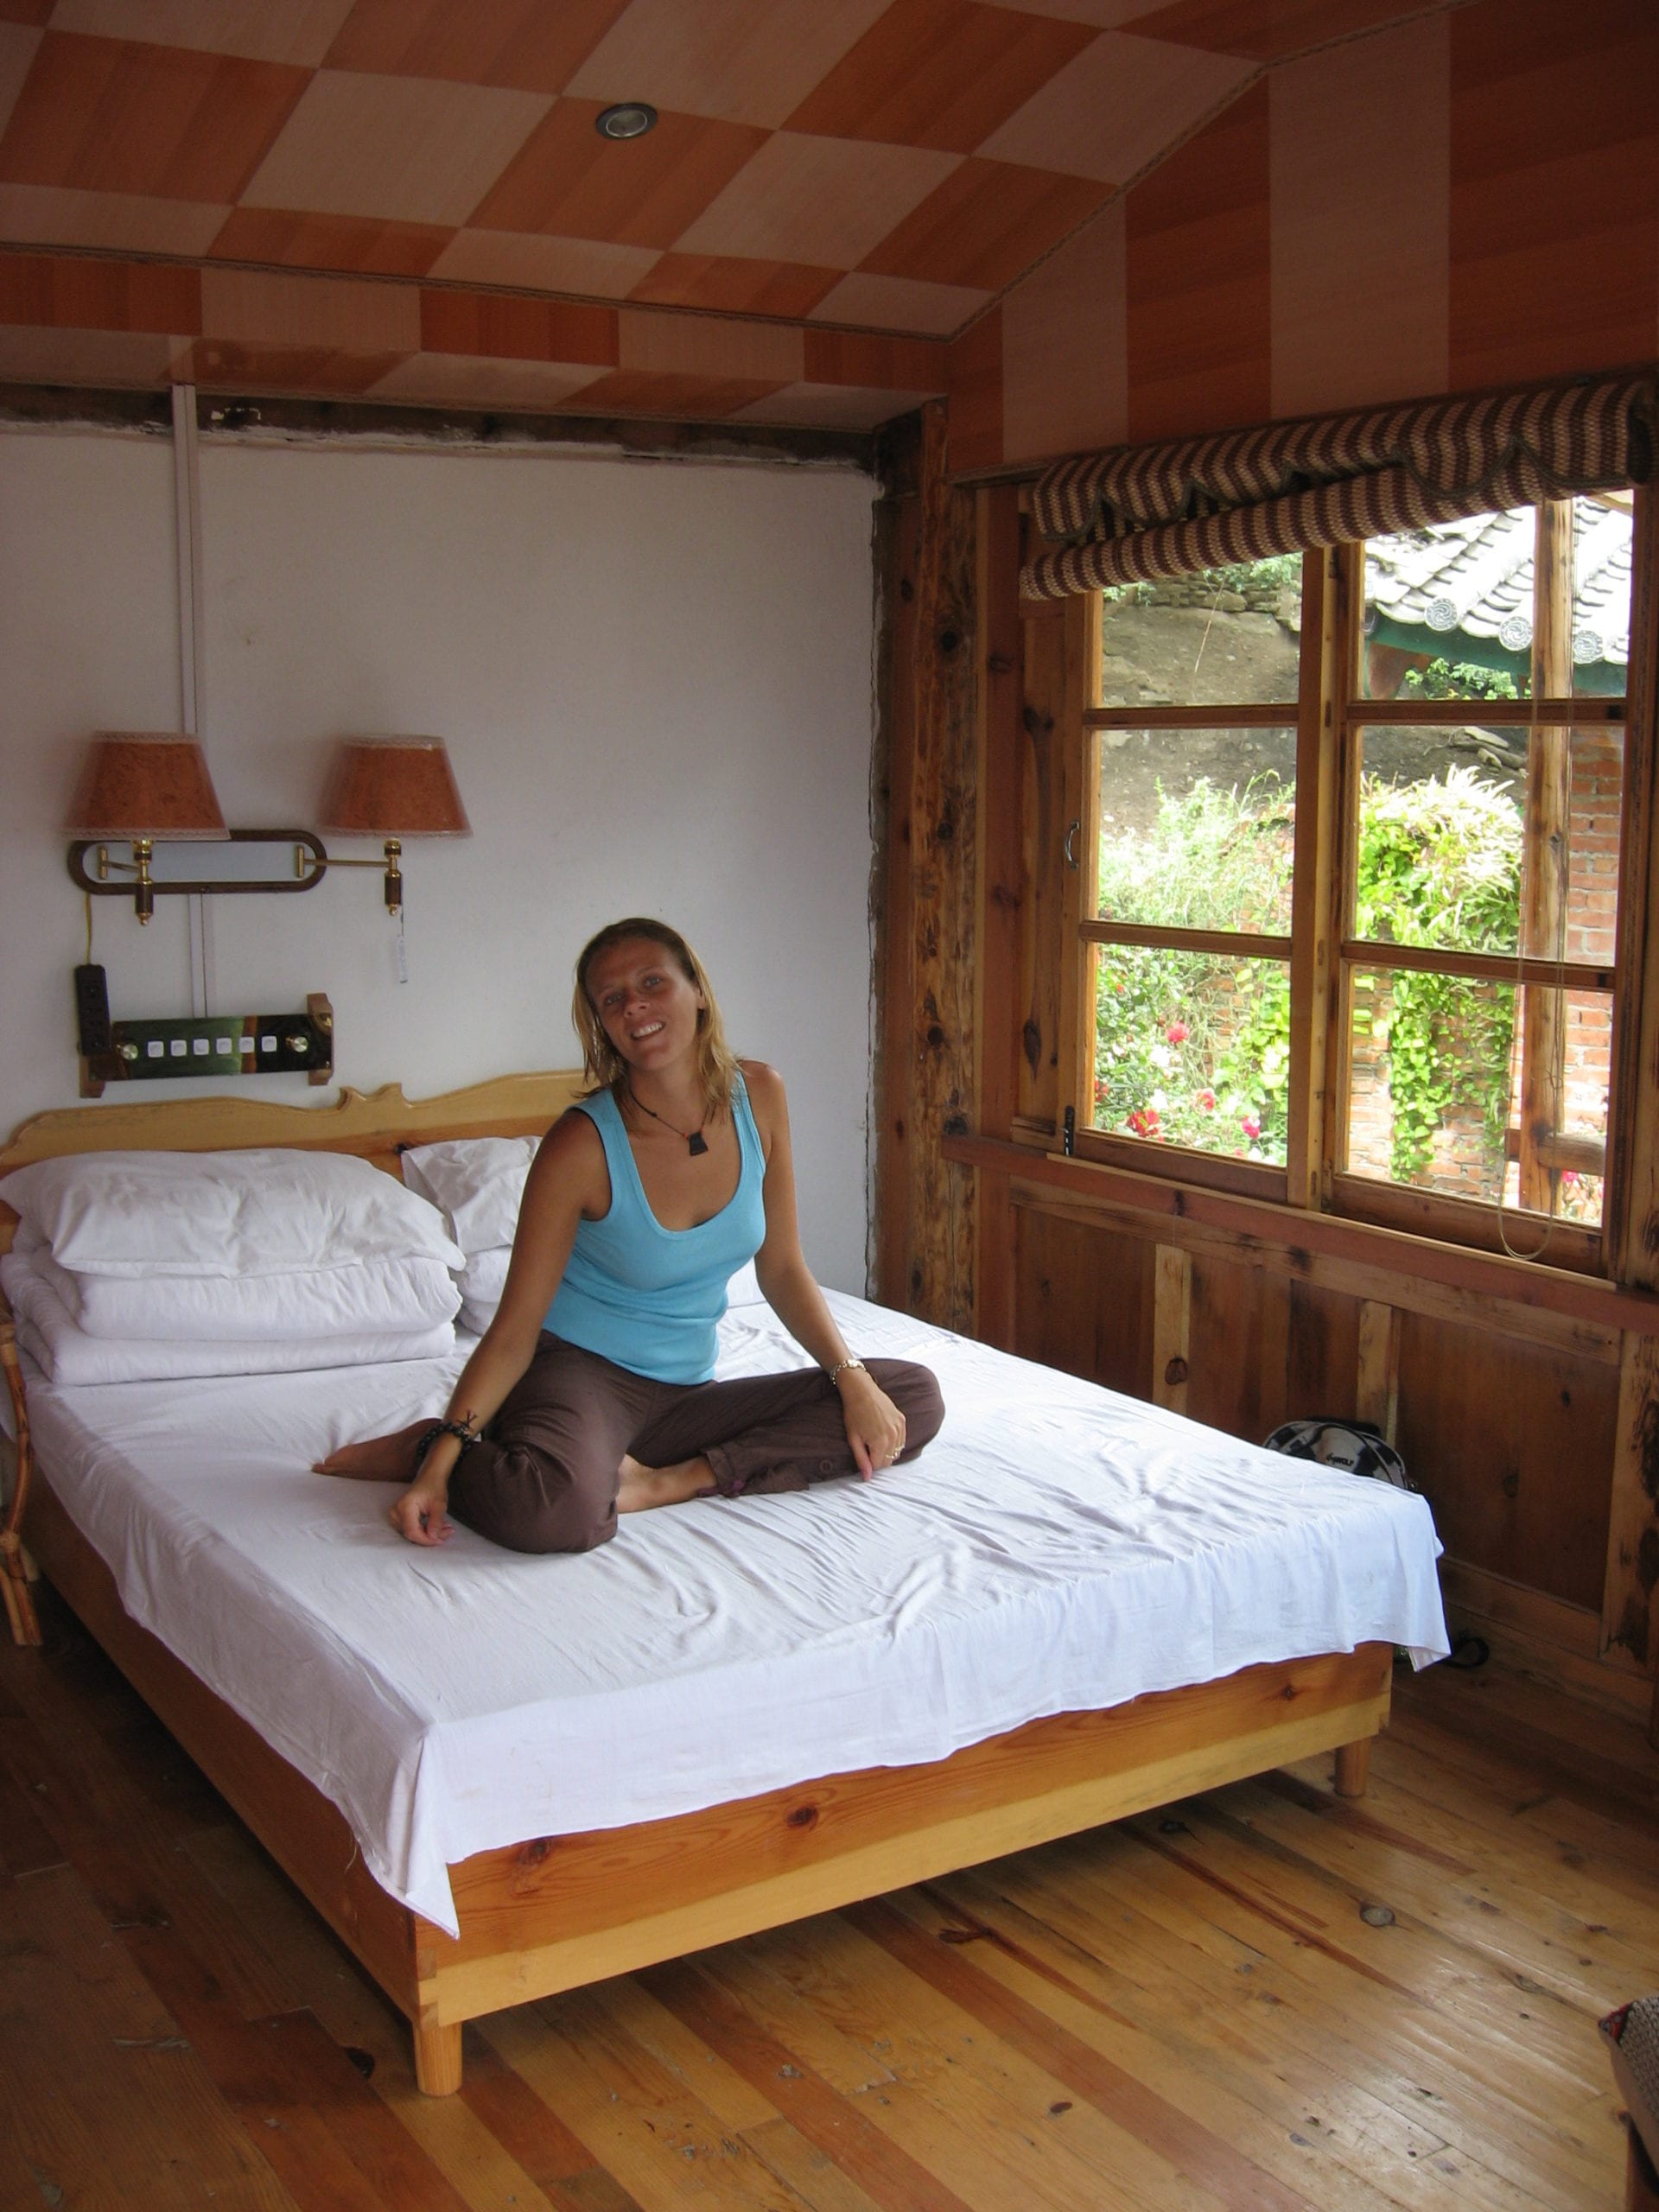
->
<box><xmin>595</xmin><ymin>102</ymin><xmax>658</xmax><ymax>141</ymax></box>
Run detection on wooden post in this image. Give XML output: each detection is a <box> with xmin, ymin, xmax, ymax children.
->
<box><xmin>1601</xmin><ymin>1329</ymin><xmax>1659</xmax><ymax>1680</ymax></box>
<box><xmin>1518</xmin><ymin>500</ymin><xmax>1573</xmax><ymax>1214</ymax></box>
<box><xmin>974</xmin><ymin>487</ymin><xmax>1023</xmax><ymax>1350</ymax></box>
<box><xmin>0</xmin><ymin>1292</ymin><xmax>41</xmax><ymax>1647</ymax></box>
<box><xmin>1287</xmin><ymin>545</ymin><xmax>1349</xmax><ymax>1210</ymax></box>
<box><xmin>1355</xmin><ymin>1299</ymin><xmax>1401</xmax><ymax>1443</ymax></box>
<box><xmin>882</xmin><ymin>398</ymin><xmax>977</xmax><ymax>1331</ymax></box>
<box><xmin>1152</xmin><ymin>1244</ymin><xmax>1192</xmax><ymax>1414</ymax></box>
<box><xmin>1608</xmin><ymin>482</ymin><xmax>1659</xmax><ymax>1286</ymax></box>
<box><xmin>1058</xmin><ymin>594</ymin><xmax>1100</xmax><ymax>1136</ymax></box>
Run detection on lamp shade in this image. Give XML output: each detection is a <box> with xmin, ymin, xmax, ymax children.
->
<box><xmin>320</xmin><ymin>737</ymin><xmax>469</xmax><ymax>837</ymax></box>
<box><xmin>66</xmin><ymin>732</ymin><xmax>226</xmax><ymax>839</ymax></box>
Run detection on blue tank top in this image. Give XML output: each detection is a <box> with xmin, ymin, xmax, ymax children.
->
<box><xmin>544</xmin><ymin>1075</ymin><xmax>766</xmax><ymax>1383</ymax></box>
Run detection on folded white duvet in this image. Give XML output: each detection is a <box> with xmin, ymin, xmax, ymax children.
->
<box><xmin>1</xmin><ymin>1251</ymin><xmax>455</xmax><ymax>1382</ymax></box>
<box><xmin>23</xmin><ymin>1243</ymin><xmax>460</xmax><ymax>1342</ymax></box>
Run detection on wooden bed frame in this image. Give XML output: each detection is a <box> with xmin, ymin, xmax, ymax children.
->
<box><xmin>0</xmin><ymin>1074</ymin><xmax>1392</xmax><ymax>2095</ymax></box>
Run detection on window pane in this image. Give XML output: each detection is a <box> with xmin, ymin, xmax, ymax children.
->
<box><xmin>1092</xmin><ymin>947</ymin><xmax>1289</xmax><ymax>1165</ymax></box>
<box><xmin>1352</xmin><ymin>724</ymin><xmax>1623</xmax><ymax>965</ymax></box>
<box><xmin>1096</xmin><ymin>741</ymin><xmax>1295</xmax><ymax>933</ymax></box>
<box><xmin>1359</xmin><ymin>499</ymin><xmax>1631</xmax><ymax>703</ymax></box>
<box><xmin>1360</xmin><ymin>510</ymin><xmax>1533</xmax><ymax>702</ymax></box>
<box><xmin>1570</xmin><ymin>493</ymin><xmax>1633</xmax><ymax>700</ymax></box>
<box><xmin>1097</xmin><ymin>556</ymin><xmax>1302</xmax><ymax>709</ymax></box>
<box><xmin>1344</xmin><ymin>969</ymin><xmax>1608</xmax><ymax>1224</ymax></box>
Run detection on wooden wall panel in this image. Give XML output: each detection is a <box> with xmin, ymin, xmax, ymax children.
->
<box><xmin>1014</xmin><ymin>597</ymin><xmax>1068</xmax><ymax>1135</ymax></box>
<box><xmin>1012</xmin><ymin>1204</ymin><xmax>1151</xmax><ymax>1402</ymax></box>
<box><xmin>1186</xmin><ymin>1253</ymin><xmax>1358</xmax><ymax>1442</ymax></box>
<box><xmin>1124</xmin><ymin>75</ymin><xmax>1270</xmax><ymax>446</ymax></box>
<box><xmin>1395</xmin><ymin>1310</ymin><xmax>1618</xmax><ymax>1611</ymax></box>
<box><xmin>1448</xmin><ymin>0</ymin><xmax>1659</xmax><ymax>391</ymax></box>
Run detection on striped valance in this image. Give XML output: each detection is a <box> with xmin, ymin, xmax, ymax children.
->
<box><xmin>1021</xmin><ymin>372</ymin><xmax>1656</xmax><ymax>602</ymax></box>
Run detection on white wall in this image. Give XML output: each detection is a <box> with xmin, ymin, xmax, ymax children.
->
<box><xmin>0</xmin><ymin>426</ymin><xmax>880</xmax><ymax>1291</ymax></box>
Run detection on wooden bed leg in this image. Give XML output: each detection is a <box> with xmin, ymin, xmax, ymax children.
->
<box><xmin>1</xmin><ymin>1535</ymin><xmax>41</xmax><ymax>1648</ymax></box>
<box><xmin>413</xmin><ymin>2018</ymin><xmax>462</xmax><ymax>2096</ymax></box>
<box><xmin>1334</xmin><ymin>1738</ymin><xmax>1371</xmax><ymax>1798</ymax></box>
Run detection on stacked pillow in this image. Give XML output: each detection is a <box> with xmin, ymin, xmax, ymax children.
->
<box><xmin>400</xmin><ymin>1136</ymin><xmax>537</xmax><ymax>1335</ymax></box>
<box><xmin>0</xmin><ymin>1148</ymin><xmax>463</xmax><ymax>1383</ymax></box>
<box><xmin>400</xmin><ymin>1133</ymin><xmax>767</xmax><ymax>1336</ymax></box>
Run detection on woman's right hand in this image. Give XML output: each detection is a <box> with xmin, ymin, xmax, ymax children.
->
<box><xmin>390</xmin><ymin>1473</ymin><xmax>453</xmax><ymax>1546</ymax></box>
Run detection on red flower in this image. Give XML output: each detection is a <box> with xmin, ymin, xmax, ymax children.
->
<box><xmin>1127</xmin><ymin>1107</ymin><xmax>1161</xmax><ymax>1140</ymax></box>
<box><xmin>1241</xmin><ymin>1113</ymin><xmax>1262</xmax><ymax>1140</ymax></box>
<box><xmin>1166</xmin><ymin>1021</ymin><xmax>1189</xmax><ymax>1046</ymax></box>
<box><xmin>1196</xmin><ymin>1089</ymin><xmax>1216</xmax><ymax>1112</ymax></box>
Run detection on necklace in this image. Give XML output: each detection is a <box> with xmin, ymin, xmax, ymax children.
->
<box><xmin>627</xmin><ymin>1084</ymin><xmax>708</xmax><ymax>1156</ymax></box>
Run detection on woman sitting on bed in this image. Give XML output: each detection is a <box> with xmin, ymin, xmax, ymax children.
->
<box><xmin>317</xmin><ymin>917</ymin><xmax>944</xmax><ymax>1550</ymax></box>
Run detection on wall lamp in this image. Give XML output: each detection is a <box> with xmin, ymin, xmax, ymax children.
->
<box><xmin>315</xmin><ymin>736</ymin><xmax>470</xmax><ymax>914</ymax></box>
<box><xmin>66</xmin><ymin>731</ymin><xmax>229</xmax><ymax>923</ymax></box>
<box><xmin>67</xmin><ymin>733</ymin><xmax>468</xmax><ymax>923</ymax></box>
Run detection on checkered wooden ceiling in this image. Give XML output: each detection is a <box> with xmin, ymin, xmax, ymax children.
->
<box><xmin>0</xmin><ymin>1</ymin><xmax>1449</xmax><ymax>428</ymax></box>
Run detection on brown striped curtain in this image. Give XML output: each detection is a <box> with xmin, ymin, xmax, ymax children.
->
<box><xmin>1021</xmin><ymin>372</ymin><xmax>1656</xmax><ymax>602</ymax></box>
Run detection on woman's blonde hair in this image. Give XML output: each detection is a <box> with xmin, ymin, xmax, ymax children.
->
<box><xmin>571</xmin><ymin>918</ymin><xmax>739</xmax><ymax>1121</ymax></box>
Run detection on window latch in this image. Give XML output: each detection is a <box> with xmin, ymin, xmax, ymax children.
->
<box><xmin>1064</xmin><ymin>819</ymin><xmax>1080</xmax><ymax>869</ymax></box>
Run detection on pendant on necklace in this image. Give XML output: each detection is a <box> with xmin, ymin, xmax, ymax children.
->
<box><xmin>688</xmin><ymin>1131</ymin><xmax>709</xmax><ymax>1157</ymax></box>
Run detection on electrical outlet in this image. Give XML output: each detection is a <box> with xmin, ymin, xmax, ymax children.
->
<box><xmin>73</xmin><ymin>963</ymin><xmax>111</xmax><ymax>1055</ymax></box>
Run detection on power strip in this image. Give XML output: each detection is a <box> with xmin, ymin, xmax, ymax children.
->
<box><xmin>79</xmin><ymin>995</ymin><xmax>334</xmax><ymax>1096</ymax></box>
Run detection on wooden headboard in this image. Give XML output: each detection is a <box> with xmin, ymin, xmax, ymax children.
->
<box><xmin>0</xmin><ymin>1071</ymin><xmax>588</xmax><ymax>1256</ymax></box>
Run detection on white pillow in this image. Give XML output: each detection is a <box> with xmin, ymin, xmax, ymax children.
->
<box><xmin>400</xmin><ymin>1136</ymin><xmax>538</xmax><ymax>1256</ymax></box>
<box><xmin>29</xmin><ymin>1246</ymin><xmax>460</xmax><ymax>1343</ymax></box>
<box><xmin>456</xmin><ymin>1245</ymin><xmax>512</xmax><ymax>1337</ymax></box>
<box><xmin>1</xmin><ymin>1251</ymin><xmax>455</xmax><ymax>1384</ymax></box>
<box><xmin>0</xmin><ymin>1148</ymin><xmax>462</xmax><ymax>1280</ymax></box>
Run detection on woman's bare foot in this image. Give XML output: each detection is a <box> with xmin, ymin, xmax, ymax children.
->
<box><xmin>616</xmin><ymin>1452</ymin><xmax>717</xmax><ymax>1513</ymax></box>
<box><xmin>313</xmin><ymin>1420</ymin><xmax>431</xmax><ymax>1483</ymax></box>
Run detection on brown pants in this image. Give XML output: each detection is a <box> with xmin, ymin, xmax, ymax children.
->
<box><xmin>446</xmin><ymin>1332</ymin><xmax>945</xmax><ymax>1554</ymax></box>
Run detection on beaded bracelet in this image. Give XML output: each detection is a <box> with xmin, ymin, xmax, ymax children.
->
<box><xmin>413</xmin><ymin>1416</ymin><xmax>482</xmax><ymax>1470</ymax></box>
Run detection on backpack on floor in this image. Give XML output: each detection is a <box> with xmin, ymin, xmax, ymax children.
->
<box><xmin>1262</xmin><ymin>1417</ymin><xmax>1413</xmax><ymax>1491</ymax></box>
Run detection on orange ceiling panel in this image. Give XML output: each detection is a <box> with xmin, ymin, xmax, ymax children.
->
<box><xmin>321</xmin><ymin>0</ymin><xmax>635</xmax><ymax>95</ymax></box>
<box><xmin>210</xmin><ymin>207</ymin><xmax>452</xmax><ymax>278</ymax></box>
<box><xmin>861</xmin><ymin>156</ymin><xmax>1111</xmax><ymax>289</ymax></box>
<box><xmin>785</xmin><ymin>0</ymin><xmax>1097</xmax><ymax>154</ymax></box>
<box><xmin>0</xmin><ymin>33</ymin><xmax>307</xmax><ymax>200</ymax></box>
<box><xmin>470</xmin><ymin>99</ymin><xmax>768</xmax><ymax>248</ymax></box>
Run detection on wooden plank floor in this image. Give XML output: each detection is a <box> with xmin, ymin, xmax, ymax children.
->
<box><xmin>2</xmin><ymin>1586</ymin><xmax>1655</xmax><ymax>2212</ymax></box>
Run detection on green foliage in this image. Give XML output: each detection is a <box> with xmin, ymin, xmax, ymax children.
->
<box><xmin>1093</xmin><ymin>766</ymin><xmax>1522</xmax><ymax>1185</ymax></box>
<box><xmin>1402</xmin><ymin>656</ymin><xmax>1522</xmax><ymax>702</ymax></box>
<box><xmin>1093</xmin><ymin>780</ymin><xmax>1293</xmax><ymax>1163</ymax></box>
<box><xmin>1353</xmin><ymin>766</ymin><xmax>1521</xmax><ymax>1179</ymax></box>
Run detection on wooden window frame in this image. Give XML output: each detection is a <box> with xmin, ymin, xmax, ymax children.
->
<box><xmin>1064</xmin><ymin>493</ymin><xmax>1650</xmax><ymax>1275</ymax></box>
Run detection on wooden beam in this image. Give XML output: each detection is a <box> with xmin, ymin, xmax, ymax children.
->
<box><xmin>1519</xmin><ymin>500</ymin><xmax>1573</xmax><ymax>1214</ymax></box>
<box><xmin>1609</xmin><ymin>481</ymin><xmax>1659</xmax><ymax>1287</ymax></box>
<box><xmin>1355</xmin><ymin>1300</ymin><xmax>1401</xmax><ymax>1441</ymax></box>
<box><xmin>1016</xmin><ymin>579</ymin><xmax>1072</xmax><ymax>1135</ymax></box>
<box><xmin>896</xmin><ymin>398</ymin><xmax>977</xmax><ymax>1328</ymax></box>
<box><xmin>1291</xmin><ymin>545</ymin><xmax>1344</xmax><ymax>1214</ymax></box>
<box><xmin>976</xmin><ymin>484</ymin><xmax>1024</xmax><ymax>1147</ymax></box>
<box><xmin>874</xmin><ymin>417</ymin><xmax>921</xmax><ymax>1310</ymax></box>
<box><xmin>1601</xmin><ymin>1330</ymin><xmax>1659</xmax><ymax>1679</ymax></box>
<box><xmin>1058</xmin><ymin>594</ymin><xmax>1099</xmax><ymax>1139</ymax></box>
<box><xmin>1151</xmin><ymin>1245</ymin><xmax>1192</xmax><ymax>1413</ymax></box>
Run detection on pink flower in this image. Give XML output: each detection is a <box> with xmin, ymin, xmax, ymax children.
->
<box><xmin>1561</xmin><ymin>1170</ymin><xmax>1579</xmax><ymax>1188</ymax></box>
<box><xmin>1166</xmin><ymin>1021</ymin><xmax>1189</xmax><ymax>1045</ymax></box>
<box><xmin>1196</xmin><ymin>1089</ymin><xmax>1216</xmax><ymax>1112</ymax></box>
<box><xmin>1241</xmin><ymin>1113</ymin><xmax>1262</xmax><ymax>1140</ymax></box>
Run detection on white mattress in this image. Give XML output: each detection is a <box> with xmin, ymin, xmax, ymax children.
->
<box><xmin>13</xmin><ymin>1292</ymin><xmax>1447</xmax><ymax>1936</ymax></box>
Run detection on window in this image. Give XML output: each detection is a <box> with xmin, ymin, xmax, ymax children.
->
<box><xmin>1070</xmin><ymin>496</ymin><xmax>1639</xmax><ymax>1264</ymax></box>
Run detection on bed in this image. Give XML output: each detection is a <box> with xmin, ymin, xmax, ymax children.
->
<box><xmin>0</xmin><ymin>1073</ymin><xmax>1447</xmax><ymax>2095</ymax></box>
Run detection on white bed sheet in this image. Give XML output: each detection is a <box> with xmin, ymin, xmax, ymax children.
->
<box><xmin>14</xmin><ymin>1292</ymin><xmax>1447</xmax><ymax>1936</ymax></box>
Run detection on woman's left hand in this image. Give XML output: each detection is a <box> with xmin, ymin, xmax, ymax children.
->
<box><xmin>837</xmin><ymin>1368</ymin><xmax>906</xmax><ymax>1479</ymax></box>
